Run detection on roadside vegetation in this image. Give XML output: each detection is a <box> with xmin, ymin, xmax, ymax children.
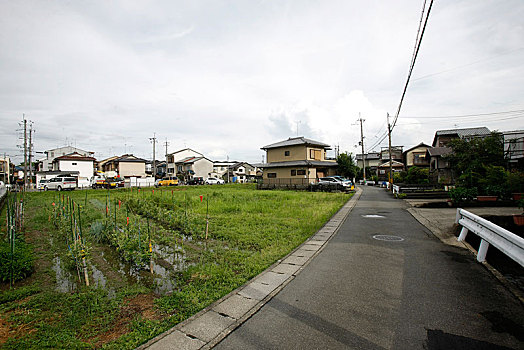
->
<box><xmin>0</xmin><ymin>184</ymin><xmax>350</xmax><ymax>348</ymax></box>
<box><xmin>445</xmin><ymin>132</ymin><xmax>524</xmax><ymax>202</ymax></box>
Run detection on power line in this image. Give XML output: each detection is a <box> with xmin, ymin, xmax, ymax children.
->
<box><xmin>367</xmin><ymin>0</ymin><xmax>434</xmax><ymax>152</ymax></box>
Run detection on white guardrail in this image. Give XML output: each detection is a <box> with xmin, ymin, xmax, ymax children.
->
<box><xmin>455</xmin><ymin>208</ymin><xmax>524</xmax><ymax>267</ymax></box>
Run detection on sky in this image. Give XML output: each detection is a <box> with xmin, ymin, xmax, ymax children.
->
<box><xmin>1</xmin><ymin>0</ymin><xmax>523</xmax><ymax>164</ymax></box>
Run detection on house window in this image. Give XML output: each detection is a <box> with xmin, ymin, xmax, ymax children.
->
<box><xmin>309</xmin><ymin>149</ymin><xmax>321</xmax><ymax>160</ymax></box>
<box><xmin>72</xmin><ymin>162</ymin><xmax>77</xmax><ymax>166</ymax></box>
<box><xmin>413</xmin><ymin>153</ymin><xmax>426</xmax><ymax>165</ymax></box>
<box><xmin>291</xmin><ymin>170</ymin><xmax>296</xmax><ymax>176</ymax></box>
<box><xmin>297</xmin><ymin>169</ymin><xmax>306</xmax><ymax>175</ymax></box>
<box><xmin>285</xmin><ymin>151</ymin><xmax>290</xmax><ymax>156</ymax></box>
<box><xmin>267</xmin><ymin>173</ymin><xmax>277</xmax><ymax>178</ymax></box>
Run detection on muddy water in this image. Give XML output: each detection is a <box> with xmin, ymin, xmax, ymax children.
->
<box><xmin>51</xmin><ymin>256</ymin><xmax>77</xmax><ymax>293</ymax></box>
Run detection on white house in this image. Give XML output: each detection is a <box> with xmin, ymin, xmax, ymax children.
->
<box><xmin>52</xmin><ymin>152</ymin><xmax>96</xmax><ymax>187</ymax></box>
<box><xmin>211</xmin><ymin>160</ymin><xmax>238</xmax><ymax>180</ymax></box>
<box><xmin>176</xmin><ymin>156</ymin><xmax>214</xmax><ymax>180</ymax></box>
<box><xmin>166</xmin><ymin>148</ymin><xmax>203</xmax><ymax>175</ymax></box>
<box><xmin>39</xmin><ymin>146</ymin><xmax>95</xmax><ymax>172</ymax></box>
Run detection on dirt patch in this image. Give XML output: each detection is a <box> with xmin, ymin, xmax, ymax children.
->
<box><xmin>0</xmin><ymin>315</ymin><xmax>37</xmax><ymax>346</ymax></box>
<box><xmin>91</xmin><ymin>293</ymin><xmax>162</xmax><ymax>347</ymax></box>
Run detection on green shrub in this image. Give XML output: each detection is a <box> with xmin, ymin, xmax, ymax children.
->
<box><xmin>0</xmin><ymin>240</ymin><xmax>34</xmax><ymax>282</ymax></box>
<box><xmin>449</xmin><ymin>187</ymin><xmax>477</xmax><ymax>203</ymax></box>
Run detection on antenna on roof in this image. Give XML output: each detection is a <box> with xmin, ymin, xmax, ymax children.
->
<box><xmin>295</xmin><ymin>120</ymin><xmax>301</xmax><ymax>136</ymax></box>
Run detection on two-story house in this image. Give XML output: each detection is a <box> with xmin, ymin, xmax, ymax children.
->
<box><xmin>39</xmin><ymin>146</ymin><xmax>95</xmax><ymax>172</ymax></box>
<box><xmin>229</xmin><ymin>162</ymin><xmax>257</xmax><ymax>183</ymax></box>
<box><xmin>166</xmin><ymin>148</ymin><xmax>203</xmax><ymax>175</ymax></box>
<box><xmin>101</xmin><ymin>154</ymin><xmax>147</xmax><ymax>178</ymax></box>
<box><xmin>403</xmin><ymin>143</ymin><xmax>431</xmax><ymax>168</ymax></box>
<box><xmin>427</xmin><ymin>127</ymin><xmax>491</xmax><ymax>184</ymax></box>
<box><xmin>260</xmin><ymin>137</ymin><xmax>337</xmax><ymax>184</ymax></box>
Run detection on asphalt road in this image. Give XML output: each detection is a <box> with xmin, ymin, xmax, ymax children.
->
<box><xmin>214</xmin><ymin>185</ymin><xmax>524</xmax><ymax>349</ymax></box>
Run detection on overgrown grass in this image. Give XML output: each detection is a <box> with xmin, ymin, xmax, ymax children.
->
<box><xmin>0</xmin><ymin>184</ymin><xmax>350</xmax><ymax>348</ymax></box>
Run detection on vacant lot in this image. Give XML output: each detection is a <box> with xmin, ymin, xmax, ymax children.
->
<box><xmin>0</xmin><ymin>184</ymin><xmax>350</xmax><ymax>348</ymax></box>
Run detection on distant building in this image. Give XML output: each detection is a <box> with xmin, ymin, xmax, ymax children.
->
<box><xmin>432</xmin><ymin>127</ymin><xmax>491</xmax><ymax>147</ymax></box>
<box><xmin>52</xmin><ymin>152</ymin><xmax>96</xmax><ymax>186</ymax></box>
<box><xmin>101</xmin><ymin>154</ymin><xmax>147</xmax><ymax>178</ymax></box>
<box><xmin>503</xmin><ymin>130</ymin><xmax>524</xmax><ymax>170</ymax></box>
<box><xmin>403</xmin><ymin>143</ymin><xmax>431</xmax><ymax>168</ymax></box>
<box><xmin>39</xmin><ymin>146</ymin><xmax>94</xmax><ymax>172</ymax></box>
<box><xmin>166</xmin><ymin>148</ymin><xmax>203</xmax><ymax>175</ymax></box>
<box><xmin>175</xmin><ymin>156</ymin><xmax>213</xmax><ymax>180</ymax></box>
<box><xmin>259</xmin><ymin>136</ymin><xmax>337</xmax><ymax>185</ymax></box>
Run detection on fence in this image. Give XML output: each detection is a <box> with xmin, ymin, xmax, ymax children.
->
<box><xmin>455</xmin><ymin>208</ymin><xmax>524</xmax><ymax>267</ymax></box>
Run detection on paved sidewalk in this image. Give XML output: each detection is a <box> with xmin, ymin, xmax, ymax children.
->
<box><xmin>139</xmin><ymin>189</ymin><xmax>362</xmax><ymax>350</ymax></box>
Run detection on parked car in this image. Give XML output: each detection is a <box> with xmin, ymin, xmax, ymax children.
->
<box><xmin>44</xmin><ymin>177</ymin><xmax>76</xmax><ymax>191</ymax></box>
<box><xmin>318</xmin><ymin>176</ymin><xmax>351</xmax><ymax>188</ymax></box>
<box><xmin>205</xmin><ymin>177</ymin><xmax>225</xmax><ymax>185</ymax></box>
<box><xmin>155</xmin><ymin>176</ymin><xmax>179</xmax><ymax>187</ymax></box>
<box><xmin>187</xmin><ymin>177</ymin><xmax>204</xmax><ymax>185</ymax></box>
<box><xmin>37</xmin><ymin>179</ymin><xmax>49</xmax><ymax>190</ymax></box>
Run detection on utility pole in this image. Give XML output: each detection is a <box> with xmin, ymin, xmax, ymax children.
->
<box><xmin>149</xmin><ymin>133</ymin><xmax>157</xmax><ymax>179</ymax></box>
<box><xmin>23</xmin><ymin>116</ymin><xmax>27</xmax><ymax>190</ymax></box>
<box><xmin>387</xmin><ymin>113</ymin><xmax>393</xmax><ymax>190</ymax></box>
<box><xmin>28</xmin><ymin>122</ymin><xmax>33</xmax><ymax>188</ymax></box>
<box><xmin>163</xmin><ymin>138</ymin><xmax>169</xmax><ymax>175</ymax></box>
<box><xmin>357</xmin><ymin>114</ymin><xmax>366</xmax><ymax>181</ymax></box>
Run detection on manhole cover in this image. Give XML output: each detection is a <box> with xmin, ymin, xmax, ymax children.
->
<box><xmin>373</xmin><ymin>235</ymin><xmax>404</xmax><ymax>242</ymax></box>
<box><xmin>362</xmin><ymin>214</ymin><xmax>386</xmax><ymax>218</ymax></box>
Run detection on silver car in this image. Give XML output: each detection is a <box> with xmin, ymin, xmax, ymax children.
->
<box><xmin>45</xmin><ymin>177</ymin><xmax>76</xmax><ymax>191</ymax></box>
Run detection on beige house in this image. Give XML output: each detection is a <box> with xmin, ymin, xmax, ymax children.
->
<box><xmin>403</xmin><ymin>143</ymin><xmax>431</xmax><ymax>168</ymax></box>
<box><xmin>101</xmin><ymin>154</ymin><xmax>147</xmax><ymax>178</ymax></box>
<box><xmin>260</xmin><ymin>137</ymin><xmax>337</xmax><ymax>185</ymax></box>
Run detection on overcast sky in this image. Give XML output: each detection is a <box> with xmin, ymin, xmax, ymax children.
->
<box><xmin>1</xmin><ymin>0</ymin><xmax>523</xmax><ymax>164</ymax></box>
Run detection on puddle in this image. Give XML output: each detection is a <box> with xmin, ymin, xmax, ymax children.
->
<box><xmin>51</xmin><ymin>256</ymin><xmax>77</xmax><ymax>293</ymax></box>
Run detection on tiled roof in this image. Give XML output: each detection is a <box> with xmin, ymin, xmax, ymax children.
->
<box><xmin>427</xmin><ymin>147</ymin><xmax>452</xmax><ymax>157</ymax></box>
<box><xmin>433</xmin><ymin>127</ymin><xmax>490</xmax><ymax>146</ymax></box>
<box><xmin>261</xmin><ymin>137</ymin><xmax>331</xmax><ymax>150</ymax></box>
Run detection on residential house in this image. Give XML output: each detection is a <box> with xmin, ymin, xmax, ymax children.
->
<box><xmin>356</xmin><ymin>152</ymin><xmax>381</xmax><ymax>173</ymax></box>
<box><xmin>229</xmin><ymin>162</ymin><xmax>257</xmax><ymax>183</ymax></box>
<box><xmin>428</xmin><ymin>127</ymin><xmax>491</xmax><ymax>184</ymax></box>
<box><xmin>39</xmin><ymin>146</ymin><xmax>95</xmax><ymax>172</ymax></box>
<box><xmin>166</xmin><ymin>148</ymin><xmax>203</xmax><ymax>175</ymax></box>
<box><xmin>259</xmin><ymin>136</ymin><xmax>337</xmax><ymax>185</ymax></box>
<box><xmin>212</xmin><ymin>160</ymin><xmax>238</xmax><ymax>180</ymax></box>
<box><xmin>175</xmin><ymin>156</ymin><xmax>213</xmax><ymax>181</ymax></box>
<box><xmin>377</xmin><ymin>160</ymin><xmax>405</xmax><ymax>181</ymax></box>
<box><xmin>432</xmin><ymin>127</ymin><xmax>491</xmax><ymax>147</ymax></box>
<box><xmin>101</xmin><ymin>154</ymin><xmax>147</xmax><ymax>178</ymax></box>
<box><xmin>51</xmin><ymin>152</ymin><xmax>96</xmax><ymax>187</ymax></box>
<box><xmin>503</xmin><ymin>130</ymin><xmax>524</xmax><ymax>170</ymax></box>
<box><xmin>146</xmin><ymin>160</ymin><xmax>166</xmax><ymax>178</ymax></box>
<box><xmin>403</xmin><ymin>143</ymin><xmax>431</xmax><ymax>168</ymax></box>
<box><xmin>0</xmin><ymin>155</ymin><xmax>13</xmax><ymax>184</ymax></box>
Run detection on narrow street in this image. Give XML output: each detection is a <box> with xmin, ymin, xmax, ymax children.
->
<box><xmin>214</xmin><ymin>186</ymin><xmax>524</xmax><ymax>349</ymax></box>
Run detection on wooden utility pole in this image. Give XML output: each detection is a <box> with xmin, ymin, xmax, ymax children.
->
<box><xmin>357</xmin><ymin>115</ymin><xmax>366</xmax><ymax>181</ymax></box>
<box><xmin>387</xmin><ymin>113</ymin><xmax>393</xmax><ymax>190</ymax></box>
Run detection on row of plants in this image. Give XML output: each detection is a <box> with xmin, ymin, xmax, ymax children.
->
<box><xmin>1</xmin><ymin>184</ymin><xmax>350</xmax><ymax>349</ymax></box>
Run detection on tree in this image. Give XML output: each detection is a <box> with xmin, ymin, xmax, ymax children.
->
<box><xmin>444</xmin><ymin>131</ymin><xmax>505</xmax><ymax>192</ymax></box>
<box><xmin>336</xmin><ymin>152</ymin><xmax>357</xmax><ymax>179</ymax></box>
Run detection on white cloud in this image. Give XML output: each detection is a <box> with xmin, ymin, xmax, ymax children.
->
<box><xmin>1</xmin><ymin>0</ymin><xmax>523</xmax><ymax>164</ymax></box>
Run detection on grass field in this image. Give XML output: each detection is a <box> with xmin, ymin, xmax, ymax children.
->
<box><xmin>0</xmin><ymin>184</ymin><xmax>350</xmax><ymax>348</ymax></box>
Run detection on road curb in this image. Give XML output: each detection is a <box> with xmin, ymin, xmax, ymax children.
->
<box><xmin>138</xmin><ymin>188</ymin><xmax>362</xmax><ymax>350</ymax></box>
